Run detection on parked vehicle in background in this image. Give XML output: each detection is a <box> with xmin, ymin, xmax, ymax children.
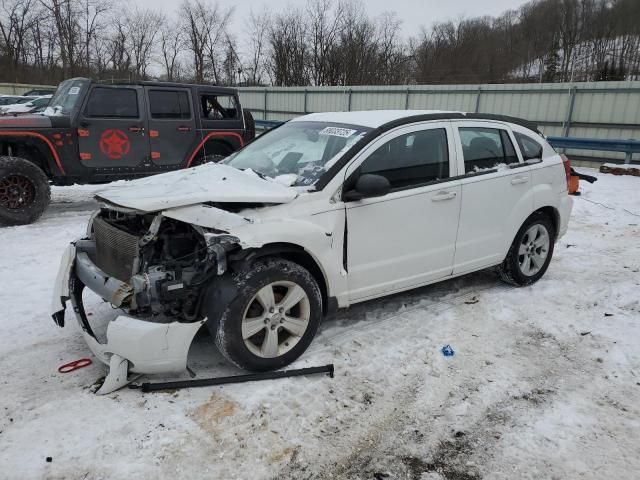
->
<box><xmin>0</xmin><ymin>95</ymin><xmax>52</xmax><ymax>115</ymax></box>
<box><xmin>51</xmin><ymin>110</ymin><xmax>573</xmax><ymax>393</ymax></box>
<box><xmin>22</xmin><ymin>88</ymin><xmax>56</xmax><ymax>96</ymax></box>
<box><xmin>0</xmin><ymin>95</ymin><xmax>24</xmax><ymax>106</ymax></box>
<box><xmin>0</xmin><ymin>78</ymin><xmax>255</xmax><ymax>225</ymax></box>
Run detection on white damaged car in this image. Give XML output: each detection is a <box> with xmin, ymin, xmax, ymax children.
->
<box><xmin>52</xmin><ymin>110</ymin><xmax>573</xmax><ymax>393</ymax></box>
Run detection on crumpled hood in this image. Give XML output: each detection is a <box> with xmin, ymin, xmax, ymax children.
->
<box><xmin>95</xmin><ymin>163</ymin><xmax>298</xmax><ymax>212</ymax></box>
<box><xmin>0</xmin><ymin>114</ymin><xmax>52</xmax><ymax>128</ymax></box>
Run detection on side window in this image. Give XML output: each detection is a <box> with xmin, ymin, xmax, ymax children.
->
<box><xmin>360</xmin><ymin>128</ymin><xmax>449</xmax><ymax>189</ymax></box>
<box><xmin>200</xmin><ymin>94</ymin><xmax>239</xmax><ymax>119</ymax></box>
<box><xmin>85</xmin><ymin>88</ymin><xmax>138</xmax><ymax>118</ymax></box>
<box><xmin>148</xmin><ymin>90</ymin><xmax>191</xmax><ymax>119</ymax></box>
<box><xmin>459</xmin><ymin>127</ymin><xmax>519</xmax><ymax>173</ymax></box>
<box><xmin>514</xmin><ymin>132</ymin><xmax>544</xmax><ymax>160</ymax></box>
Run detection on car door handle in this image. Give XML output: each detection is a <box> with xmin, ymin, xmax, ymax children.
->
<box><xmin>177</xmin><ymin>126</ymin><xmax>192</xmax><ymax>132</ymax></box>
<box><xmin>128</xmin><ymin>126</ymin><xmax>143</xmax><ymax>133</ymax></box>
<box><xmin>432</xmin><ymin>191</ymin><xmax>457</xmax><ymax>202</ymax></box>
<box><xmin>511</xmin><ymin>176</ymin><xmax>529</xmax><ymax>185</ymax></box>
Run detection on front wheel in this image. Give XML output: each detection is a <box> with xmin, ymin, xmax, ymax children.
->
<box><xmin>0</xmin><ymin>156</ymin><xmax>51</xmax><ymax>226</ymax></box>
<box><xmin>498</xmin><ymin>213</ymin><xmax>556</xmax><ymax>286</ymax></box>
<box><xmin>213</xmin><ymin>258</ymin><xmax>322</xmax><ymax>371</ymax></box>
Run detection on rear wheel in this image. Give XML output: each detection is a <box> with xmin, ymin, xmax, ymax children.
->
<box><xmin>213</xmin><ymin>258</ymin><xmax>322</xmax><ymax>371</ymax></box>
<box><xmin>193</xmin><ymin>143</ymin><xmax>234</xmax><ymax>166</ymax></box>
<box><xmin>0</xmin><ymin>156</ymin><xmax>50</xmax><ymax>226</ymax></box>
<box><xmin>498</xmin><ymin>212</ymin><xmax>556</xmax><ymax>286</ymax></box>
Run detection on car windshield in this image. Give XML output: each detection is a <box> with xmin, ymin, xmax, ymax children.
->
<box><xmin>225</xmin><ymin>121</ymin><xmax>370</xmax><ymax>187</ymax></box>
<box><xmin>44</xmin><ymin>79</ymin><xmax>89</xmax><ymax>116</ymax></box>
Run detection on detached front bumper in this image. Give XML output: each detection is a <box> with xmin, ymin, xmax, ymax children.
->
<box><xmin>51</xmin><ymin>240</ymin><xmax>204</xmax><ymax>394</ymax></box>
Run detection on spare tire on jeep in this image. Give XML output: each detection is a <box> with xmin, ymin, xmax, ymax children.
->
<box><xmin>0</xmin><ymin>156</ymin><xmax>51</xmax><ymax>226</ymax></box>
<box><xmin>243</xmin><ymin>109</ymin><xmax>255</xmax><ymax>140</ymax></box>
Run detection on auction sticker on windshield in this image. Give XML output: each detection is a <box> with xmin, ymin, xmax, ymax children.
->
<box><xmin>319</xmin><ymin>127</ymin><xmax>357</xmax><ymax>138</ymax></box>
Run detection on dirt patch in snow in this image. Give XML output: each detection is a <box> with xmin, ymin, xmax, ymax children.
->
<box><xmin>191</xmin><ymin>392</ymin><xmax>238</xmax><ymax>435</ymax></box>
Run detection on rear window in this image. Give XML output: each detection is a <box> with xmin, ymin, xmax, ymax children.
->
<box><xmin>149</xmin><ymin>90</ymin><xmax>191</xmax><ymax>119</ymax></box>
<box><xmin>514</xmin><ymin>132</ymin><xmax>544</xmax><ymax>160</ymax></box>
<box><xmin>459</xmin><ymin>127</ymin><xmax>519</xmax><ymax>173</ymax></box>
<box><xmin>200</xmin><ymin>93</ymin><xmax>239</xmax><ymax>119</ymax></box>
<box><xmin>85</xmin><ymin>88</ymin><xmax>139</xmax><ymax>118</ymax></box>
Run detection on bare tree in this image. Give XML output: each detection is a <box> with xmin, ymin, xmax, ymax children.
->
<box><xmin>159</xmin><ymin>18</ymin><xmax>184</xmax><ymax>81</ymax></box>
<box><xmin>105</xmin><ymin>15</ymin><xmax>130</xmax><ymax>79</ymax></box>
<box><xmin>123</xmin><ymin>7</ymin><xmax>163</xmax><ymax>80</ymax></box>
<box><xmin>306</xmin><ymin>0</ymin><xmax>344</xmax><ymax>85</ymax></box>
<box><xmin>180</xmin><ymin>0</ymin><xmax>233</xmax><ymax>84</ymax></box>
<box><xmin>268</xmin><ymin>8</ymin><xmax>308</xmax><ymax>86</ymax></box>
<box><xmin>39</xmin><ymin>0</ymin><xmax>81</xmax><ymax>76</ymax></box>
<box><xmin>2</xmin><ymin>0</ymin><xmax>640</xmax><ymax>86</ymax></box>
<box><xmin>243</xmin><ymin>8</ymin><xmax>269</xmax><ymax>85</ymax></box>
<box><xmin>330</xmin><ymin>1</ymin><xmax>378</xmax><ymax>85</ymax></box>
<box><xmin>0</xmin><ymin>0</ymin><xmax>36</xmax><ymax>69</ymax></box>
<box><xmin>78</xmin><ymin>0</ymin><xmax>110</xmax><ymax>73</ymax></box>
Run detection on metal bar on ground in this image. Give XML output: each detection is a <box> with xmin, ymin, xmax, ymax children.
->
<box><xmin>137</xmin><ymin>364</ymin><xmax>335</xmax><ymax>392</ymax></box>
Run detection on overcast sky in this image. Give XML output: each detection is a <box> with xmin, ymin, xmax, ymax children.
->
<box><xmin>136</xmin><ymin>0</ymin><xmax>531</xmax><ymax>38</ymax></box>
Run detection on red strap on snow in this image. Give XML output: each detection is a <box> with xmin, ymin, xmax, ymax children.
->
<box><xmin>58</xmin><ymin>358</ymin><xmax>92</xmax><ymax>373</ymax></box>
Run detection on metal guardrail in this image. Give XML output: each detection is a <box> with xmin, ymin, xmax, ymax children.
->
<box><xmin>546</xmin><ymin>136</ymin><xmax>639</xmax><ymax>164</ymax></box>
<box><xmin>255</xmin><ymin>119</ymin><xmax>638</xmax><ymax>164</ymax></box>
<box><xmin>255</xmin><ymin>119</ymin><xmax>284</xmax><ymax>131</ymax></box>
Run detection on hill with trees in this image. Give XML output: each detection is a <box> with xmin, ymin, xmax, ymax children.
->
<box><xmin>1</xmin><ymin>0</ymin><xmax>638</xmax><ymax>86</ymax></box>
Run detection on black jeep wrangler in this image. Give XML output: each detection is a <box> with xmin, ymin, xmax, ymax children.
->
<box><xmin>0</xmin><ymin>78</ymin><xmax>255</xmax><ymax>225</ymax></box>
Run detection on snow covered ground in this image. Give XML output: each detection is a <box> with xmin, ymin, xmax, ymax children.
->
<box><xmin>1</xmin><ymin>169</ymin><xmax>639</xmax><ymax>480</ymax></box>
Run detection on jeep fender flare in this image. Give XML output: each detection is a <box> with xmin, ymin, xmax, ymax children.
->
<box><xmin>186</xmin><ymin>132</ymin><xmax>245</xmax><ymax>168</ymax></box>
<box><xmin>0</xmin><ymin>131</ymin><xmax>64</xmax><ymax>174</ymax></box>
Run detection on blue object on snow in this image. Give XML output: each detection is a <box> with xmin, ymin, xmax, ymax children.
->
<box><xmin>441</xmin><ymin>345</ymin><xmax>455</xmax><ymax>357</ymax></box>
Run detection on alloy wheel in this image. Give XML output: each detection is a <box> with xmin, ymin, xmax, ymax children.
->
<box><xmin>518</xmin><ymin>223</ymin><xmax>550</xmax><ymax>276</ymax></box>
<box><xmin>0</xmin><ymin>174</ymin><xmax>36</xmax><ymax>210</ymax></box>
<box><xmin>241</xmin><ymin>281</ymin><xmax>311</xmax><ymax>358</ymax></box>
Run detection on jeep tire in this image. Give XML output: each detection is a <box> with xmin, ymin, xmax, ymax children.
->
<box><xmin>0</xmin><ymin>156</ymin><xmax>51</xmax><ymax>226</ymax></box>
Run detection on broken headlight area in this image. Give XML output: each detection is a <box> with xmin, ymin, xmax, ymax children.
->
<box><xmin>53</xmin><ymin>208</ymin><xmax>244</xmax><ymax>393</ymax></box>
<box><xmin>85</xmin><ymin>208</ymin><xmax>241</xmax><ymax>321</ymax></box>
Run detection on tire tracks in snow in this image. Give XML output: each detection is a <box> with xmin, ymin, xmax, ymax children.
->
<box><xmin>273</xmin><ymin>281</ymin><xmax>603</xmax><ymax>480</ymax></box>
<box><xmin>308</xmin><ymin>272</ymin><xmax>515</xmax><ymax>358</ymax></box>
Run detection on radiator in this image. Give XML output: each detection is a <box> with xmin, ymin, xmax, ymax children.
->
<box><xmin>92</xmin><ymin>217</ymin><xmax>140</xmax><ymax>281</ymax></box>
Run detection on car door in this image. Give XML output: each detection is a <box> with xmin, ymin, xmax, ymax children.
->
<box><xmin>452</xmin><ymin>121</ymin><xmax>533</xmax><ymax>274</ymax></box>
<box><xmin>145</xmin><ymin>87</ymin><xmax>197</xmax><ymax>167</ymax></box>
<box><xmin>343</xmin><ymin>122</ymin><xmax>461</xmax><ymax>302</ymax></box>
<box><xmin>77</xmin><ymin>85</ymin><xmax>149</xmax><ymax>168</ymax></box>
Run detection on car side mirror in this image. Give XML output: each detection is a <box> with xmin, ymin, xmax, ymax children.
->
<box><xmin>343</xmin><ymin>174</ymin><xmax>391</xmax><ymax>201</ymax></box>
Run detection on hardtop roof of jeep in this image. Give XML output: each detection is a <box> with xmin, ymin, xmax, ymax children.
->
<box><xmin>87</xmin><ymin>78</ymin><xmax>238</xmax><ymax>95</ymax></box>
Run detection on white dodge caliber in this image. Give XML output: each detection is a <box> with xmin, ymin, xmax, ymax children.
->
<box><xmin>52</xmin><ymin>110</ymin><xmax>573</xmax><ymax>393</ymax></box>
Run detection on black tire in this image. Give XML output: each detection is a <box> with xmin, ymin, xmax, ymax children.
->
<box><xmin>213</xmin><ymin>257</ymin><xmax>322</xmax><ymax>371</ymax></box>
<box><xmin>193</xmin><ymin>144</ymin><xmax>234</xmax><ymax>166</ymax></box>
<box><xmin>0</xmin><ymin>156</ymin><xmax>50</xmax><ymax>226</ymax></box>
<box><xmin>498</xmin><ymin>212</ymin><xmax>556</xmax><ymax>286</ymax></box>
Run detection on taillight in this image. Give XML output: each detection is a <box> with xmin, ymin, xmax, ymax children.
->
<box><xmin>561</xmin><ymin>154</ymin><xmax>571</xmax><ymax>189</ymax></box>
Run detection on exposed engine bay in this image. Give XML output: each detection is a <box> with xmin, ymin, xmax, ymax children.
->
<box><xmin>89</xmin><ymin>208</ymin><xmax>240</xmax><ymax>322</ymax></box>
